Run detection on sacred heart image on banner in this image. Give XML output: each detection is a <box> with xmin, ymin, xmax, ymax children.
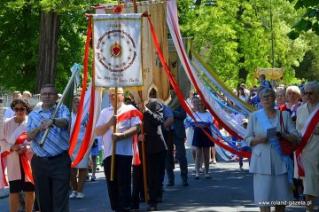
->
<box><xmin>93</xmin><ymin>13</ymin><xmax>143</xmax><ymax>87</ymax></box>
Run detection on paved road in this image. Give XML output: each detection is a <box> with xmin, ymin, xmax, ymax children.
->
<box><xmin>0</xmin><ymin>161</ymin><xmax>312</xmax><ymax>211</ymax></box>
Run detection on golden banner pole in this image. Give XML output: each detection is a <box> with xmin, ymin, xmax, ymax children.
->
<box><xmin>133</xmin><ymin>0</ymin><xmax>138</xmax><ymax>13</ymax></box>
<box><xmin>135</xmin><ymin>1</ymin><xmax>149</xmax><ymax>202</ymax></box>
<box><xmin>110</xmin><ymin>0</ymin><xmax>122</xmax><ymax>183</ymax></box>
<box><xmin>110</xmin><ymin>87</ymin><xmax>118</xmax><ymax>181</ymax></box>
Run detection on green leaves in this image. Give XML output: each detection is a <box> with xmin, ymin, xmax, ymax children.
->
<box><xmin>294</xmin><ymin>0</ymin><xmax>318</xmax><ymax>9</ymax></box>
<box><xmin>288</xmin><ymin>1</ymin><xmax>319</xmax><ymax>39</ymax></box>
<box><xmin>294</xmin><ymin>18</ymin><xmax>313</xmax><ymax>31</ymax></box>
<box><xmin>288</xmin><ymin>30</ymin><xmax>300</xmax><ymax>40</ymax></box>
<box><xmin>179</xmin><ymin>0</ymin><xmax>315</xmax><ymax>86</ymax></box>
<box><xmin>0</xmin><ymin>0</ymin><xmax>112</xmax><ymax>92</ymax></box>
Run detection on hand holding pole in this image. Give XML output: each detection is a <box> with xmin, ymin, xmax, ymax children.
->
<box><xmin>39</xmin><ymin>64</ymin><xmax>81</xmax><ymax>147</ymax></box>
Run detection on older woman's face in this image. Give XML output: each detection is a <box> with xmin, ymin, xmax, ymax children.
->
<box><xmin>260</xmin><ymin>92</ymin><xmax>275</xmax><ymax>109</ymax></box>
<box><xmin>14</xmin><ymin>103</ymin><xmax>27</xmax><ymax>119</ymax></box>
<box><xmin>276</xmin><ymin>90</ymin><xmax>286</xmax><ymax>106</ymax></box>
<box><xmin>286</xmin><ymin>91</ymin><xmax>300</xmax><ymax>104</ymax></box>
<box><xmin>304</xmin><ymin>87</ymin><xmax>319</xmax><ymax>105</ymax></box>
<box><xmin>301</xmin><ymin>92</ymin><xmax>308</xmax><ymax>103</ymax></box>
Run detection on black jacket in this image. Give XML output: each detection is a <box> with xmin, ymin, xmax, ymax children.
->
<box><xmin>143</xmin><ymin>101</ymin><xmax>166</xmax><ymax>154</ymax></box>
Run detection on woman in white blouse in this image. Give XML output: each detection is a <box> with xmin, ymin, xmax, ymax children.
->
<box><xmin>185</xmin><ymin>97</ymin><xmax>214</xmax><ymax>179</ymax></box>
<box><xmin>245</xmin><ymin>88</ymin><xmax>300</xmax><ymax>212</ymax></box>
<box><xmin>0</xmin><ymin>99</ymin><xmax>34</xmax><ymax>212</ymax></box>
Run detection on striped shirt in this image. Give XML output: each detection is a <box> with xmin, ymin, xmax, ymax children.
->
<box><xmin>27</xmin><ymin>104</ymin><xmax>70</xmax><ymax>157</ymax></box>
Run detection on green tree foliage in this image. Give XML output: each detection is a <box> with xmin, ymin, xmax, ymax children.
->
<box><xmin>0</xmin><ymin>0</ymin><xmax>114</xmax><ymax>93</ymax></box>
<box><xmin>0</xmin><ymin>1</ymin><xmax>39</xmax><ymax>92</ymax></box>
<box><xmin>178</xmin><ymin>0</ymin><xmax>312</xmax><ymax>88</ymax></box>
<box><xmin>0</xmin><ymin>0</ymin><xmax>317</xmax><ymax>93</ymax></box>
<box><xmin>294</xmin><ymin>34</ymin><xmax>319</xmax><ymax>79</ymax></box>
<box><xmin>288</xmin><ymin>0</ymin><xmax>319</xmax><ymax>39</ymax></box>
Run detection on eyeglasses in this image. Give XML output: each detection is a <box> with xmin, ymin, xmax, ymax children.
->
<box><xmin>41</xmin><ymin>92</ymin><xmax>57</xmax><ymax>97</ymax></box>
<box><xmin>14</xmin><ymin>107</ymin><xmax>26</xmax><ymax>112</ymax></box>
<box><xmin>304</xmin><ymin>91</ymin><xmax>314</xmax><ymax>96</ymax></box>
<box><xmin>262</xmin><ymin>94</ymin><xmax>274</xmax><ymax>99</ymax></box>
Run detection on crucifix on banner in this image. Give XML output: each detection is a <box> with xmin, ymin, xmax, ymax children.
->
<box><xmin>92</xmin><ymin>9</ymin><xmax>143</xmax><ymax>183</ymax></box>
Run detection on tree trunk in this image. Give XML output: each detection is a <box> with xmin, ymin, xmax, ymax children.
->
<box><xmin>36</xmin><ymin>11</ymin><xmax>59</xmax><ymax>92</ymax></box>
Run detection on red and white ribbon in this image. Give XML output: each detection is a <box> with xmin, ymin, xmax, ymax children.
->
<box><xmin>117</xmin><ymin>108</ymin><xmax>143</xmax><ymax>165</ymax></box>
<box><xmin>166</xmin><ymin>0</ymin><xmax>245</xmax><ymax>139</ymax></box>
<box><xmin>146</xmin><ymin>15</ymin><xmax>251</xmax><ymax>158</ymax></box>
<box><xmin>296</xmin><ymin>106</ymin><xmax>319</xmax><ymax>176</ymax></box>
<box><xmin>0</xmin><ymin>132</ymin><xmax>34</xmax><ymax>189</ymax></box>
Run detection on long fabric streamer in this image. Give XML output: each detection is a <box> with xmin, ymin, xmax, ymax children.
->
<box><xmin>147</xmin><ymin>16</ymin><xmax>251</xmax><ymax>158</ymax></box>
<box><xmin>190</xmin><ymin>60</ymin><xmax>247</xmax><ymax>132</ymax></box>
<box><xmin>72</xmin><ymin>58</ymin><xmax>99</xmax><ymax>167</ymax></box>
<box><xmin>167</xmin><ymin>0</ymin><xmax>319</xmax><ymax>165</ymax></box>
<box><xmin>209</xmin><ymin>91</ymin><xmax>243</xmax><ymax>115</ymax></box>
<box><xmin>191</xmin><ymin>53</ymin><xmax>254</xmax><ymax>115</ymax></box>
<box><xmin>69</xmin><ymin>17</ymin><xmax>92</xmax><ymax>157</ymax></box>
<box><xmin>166</xmin><ymin>1</ymin><xmax>245</xmax><ymax>139</ymax></box>
<box><xmin>70</xmin><ymin>16</ymin><xmax>102</xmax><ymax>167</ymax></box>
<box><xmin>193</xmin><ymin>64</ymin><xmax>246</xmax><ymax>116</ymax></box>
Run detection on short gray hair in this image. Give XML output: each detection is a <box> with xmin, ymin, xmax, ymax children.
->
<box><xmin>286</xmin><ymin>85</ymin><xmax>301</xmax><ymax>96</ymax></box>
<box><xmin>259</xmin><ymin>88</ymin><xmax>275</xmax><ymax>99</ymax></box>
<box><xmin>304</xmin><ymin>81</ymin><xmax>319</xmax><ymax>93</ymax></box>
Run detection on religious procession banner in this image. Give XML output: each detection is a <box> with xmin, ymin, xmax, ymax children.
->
<box><xmin>93</xmin><ymin>13</ymin><xmax>143</xmax><ymax>87</ymax></box>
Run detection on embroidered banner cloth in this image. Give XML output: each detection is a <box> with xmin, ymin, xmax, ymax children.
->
<box><xmin>93</xmin><ymin>13</ymin><xmax>143</xmax><ymax>87</ymax></box>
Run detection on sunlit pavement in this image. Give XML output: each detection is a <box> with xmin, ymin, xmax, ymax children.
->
<box><xmin>0</xmin><ymin>161</ymin><xmax>315</xmax><ymax>211</ymax></box>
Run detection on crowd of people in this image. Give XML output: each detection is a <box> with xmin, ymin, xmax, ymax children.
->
<box><xmin>0</xmin><ymin>75</ymin><xmax>318</xmax><ymax>212</ymax></box>
<box><xmin>0</xmin><ymin>85</ymin><xmax>217</xmax><ymax>212</ymax></box>
<box><xmin>238</xmin><ymin>75</ymin><xmax>319</xmax><ymax>212</ymax></box>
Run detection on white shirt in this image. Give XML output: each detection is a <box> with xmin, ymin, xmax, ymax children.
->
<box><xmin>193</xmin><ymin>111</ymin><xmax>213</xmax><ymax>124</ymax></box>
<box><xmin>96</xmin><ymin>104</ymin><xmax>141</xmax><ymax>158</ymax></box>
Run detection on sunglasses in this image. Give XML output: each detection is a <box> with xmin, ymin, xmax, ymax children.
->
<box><xmin>14</xmin><ymin>107</ymin><xmax>26</xmax><ymax>112</ymax></box>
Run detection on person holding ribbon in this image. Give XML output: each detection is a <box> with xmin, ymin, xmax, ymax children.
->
<box><xmin>245</xmin><ymin>88</ymin><xmax>300</xmax><ymax>212</ymax></box>
<box><xmin>69</xmin><ymin>95</ymin><xmax>89</xmax><ymax>199</ymax></box>
<box><xmin>27</xmin><ymin>84</ymin><xmax>71</xmax><ymax>212</ymax></box>
<box><xmin>0</xmin><ymin>99</ymin><xmax>34</xmax><ymax>212</ymax></box>
<box><xmin>296</xmin><ymin>81</ymin><xmax>319</xmax><ymax>211</ymax></box>
<box><xmin>185</xmin><ymin>96</ymin><xmax>214</xmax><ymax>179</ymax></box>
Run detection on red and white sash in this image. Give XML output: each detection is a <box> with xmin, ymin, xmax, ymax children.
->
<box><xmin>117</xmin><ymin>108</ymin><xmax>143</xmax><ymax>166</ymax></box>
<box><xmin>296</xmin><ymin>106</ymin><xmax>319</xmax><ymax>176</ymax></box>
<box><xmin>0</xmin><ymin>124</ymin><xmax>34</xmax><ymax>189</ymax></box>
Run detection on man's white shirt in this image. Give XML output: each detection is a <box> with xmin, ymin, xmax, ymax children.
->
<box><xmin>96</xmin><ymin>104</ymin><xmax>141</xmax><ymax>158</ymax></box>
